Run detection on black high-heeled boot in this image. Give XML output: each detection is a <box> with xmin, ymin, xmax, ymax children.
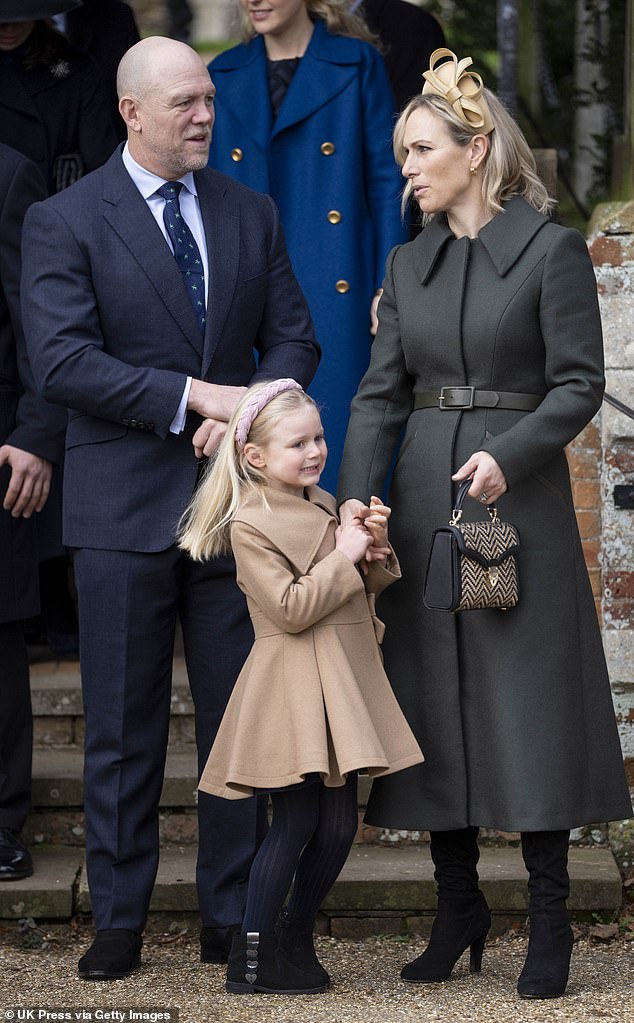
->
<box><xmin>517</xmin><ymin>830</ymin><xmax>574</xmax><ymax>999</ymax></box>
<box><xmin>401</xmin><ymin>827</ymin><xmax>491</xmax><ymax>983</ymax></box>
<box><xmin>225</xmin><ymin>931</ymin><xmax>328</xmax><ymax>995</ymax></box>
<box><xmin>276</xmin><ymin>908</ymin><xmax>330</xmax><ymax>987</ymax></box>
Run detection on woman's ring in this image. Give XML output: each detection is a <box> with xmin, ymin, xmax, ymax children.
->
<box><xmin>479</xmin><ymin>492</ymin><xmax>489</xmax><ymax>504</ymax></box>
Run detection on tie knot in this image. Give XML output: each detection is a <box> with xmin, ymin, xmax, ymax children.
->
<box><xmin>157</xmin><ymin>181</ymin><xmax>183</xmax><ymax>202</ymax></box>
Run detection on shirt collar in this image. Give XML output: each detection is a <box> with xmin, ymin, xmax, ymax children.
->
<box><xmin>122</xmin><ymin>143</ymin><xmax>198</xmax><ymax>200</ymax></box>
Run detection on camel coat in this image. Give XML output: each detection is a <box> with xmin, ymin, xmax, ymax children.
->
<box><xmin>198</xmin><ymin>485</ymin><xmax>423</xmax><ymax>799</ymax></box>
<box><xmin>338</xmin><ymin>197</ymin><xmax>632</xmax><ymax>832</ymax></box>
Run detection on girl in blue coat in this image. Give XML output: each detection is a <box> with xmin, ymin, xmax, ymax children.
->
<box><xmin>207</xmin><ymin>0</ymin><xmax>408</xmax><ymax>490</ymax></box>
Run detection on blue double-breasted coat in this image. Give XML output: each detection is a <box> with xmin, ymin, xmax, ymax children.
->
<box><xmin>208</xmin><ymin>20</ymin><xmax>408</xmax><ymax>488</ymax></box>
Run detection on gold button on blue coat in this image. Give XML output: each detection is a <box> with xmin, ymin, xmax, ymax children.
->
<box><xmin>335</xmin><ymin>280</ymin><xmax>350</xmax><ymax>293</ymax></box>
<box><xmin>231</xmin><ymin>148</ymin><xmax>243</xmax><ymax>162</ymax></box>
<box><xmin>328</xmin><ymin>210</ymin><xmax>342</xmax><ymax>224</ymax></box>
<box><xmin>320</xmin><ymin>141</ymin><xmax>335</xmax><ymax>155</ymax></box>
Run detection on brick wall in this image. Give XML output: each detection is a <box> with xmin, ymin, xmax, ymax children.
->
<box><xmin>587</xmin><ymin>201</ymin><xmax>634</xmax><ymax>787</ymax></box>
<box><xmin>567</xmin><ymin>422</ymin><xmax>603</xmax><ymax>621</ymax></box>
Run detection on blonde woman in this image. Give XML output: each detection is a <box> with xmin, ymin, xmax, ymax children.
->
<box><xmin>180</xmin><ymin>378</ymin><xmax>422</xmax><ymax>994</ymax></box>
<box><xmin>338</xmin><ymin>49</ymin><xmax>632</xmax><ymax>999</ymax></box>
<box><xmin>206</xmin><ymin>0</ymin><xmax>407</xmax><ymax>491</ymax></box>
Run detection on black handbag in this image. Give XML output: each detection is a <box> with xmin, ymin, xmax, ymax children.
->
<box><xmin>423</xmin><ymin>480</ymin><xmax>520</xmax><ymax>612</ymax></box>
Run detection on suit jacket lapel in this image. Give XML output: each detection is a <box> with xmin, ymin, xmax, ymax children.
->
<box><xmin>101</xmin><ymin>150</ymin><xmax>204</xmax><ymax>358</ymax></box>
<box><xmin>196</xmin><ymin>169</ymin><xmax>240</xmax><ymax>378</ymax></box>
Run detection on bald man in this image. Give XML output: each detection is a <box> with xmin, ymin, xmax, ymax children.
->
<box><xmin>21</xmin><ymin>37</ymin><xmax>319</xmax><ymax>979</ymax></box>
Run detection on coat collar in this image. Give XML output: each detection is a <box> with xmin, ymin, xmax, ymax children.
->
<box><xmin>234</xmin><ymin>484</ymin><xmax>337</xmax><ymax>575</ymax></box>
<box><xmin>412</xmin><ymin>196</ymin><xmax>549</xmax><ymax>283</ymax></box>
<box><xmin>211</xmin><ymin>20</ymin><xmax>363</xmax><ymax>143</ymax></box>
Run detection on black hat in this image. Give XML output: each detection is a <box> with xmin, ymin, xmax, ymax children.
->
<box><xmin>0</xmin><ymin>1</ymin><xmax>83</xmax><ymax>22</ymax></box>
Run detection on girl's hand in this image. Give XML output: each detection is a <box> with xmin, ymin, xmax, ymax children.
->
<box><xmin>452</xmin><ymin>451</ymin><xmax>507</xmax><ymax>505</ymax></box>
<box><xmin>335</xmin><ymin>521</ymin><xmax>373</xmax><ymax>565</ymax></box>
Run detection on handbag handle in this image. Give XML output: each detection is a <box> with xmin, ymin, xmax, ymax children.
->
<box><xmin>450</xmin><ymin>478</ymin><xmax>498</xmax><ymax>525</ymax></box>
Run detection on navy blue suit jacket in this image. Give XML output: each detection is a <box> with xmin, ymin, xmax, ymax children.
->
<box><xmin>21</xmin><ymin>146</ymin><xmax>320</xmax><ymax>552</ymax></box>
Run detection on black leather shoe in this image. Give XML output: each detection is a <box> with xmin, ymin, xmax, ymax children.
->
<box><xmin>200</xmin><ymin>925</ymin><xmax>238</xmax><ymax>964</ymax></box>
<box><xmin>78</xmin><ymin>929</ymin><xmax>142</xmax><ymax>979</ymax></box>
<box><xmin>0</xmin><ymin>828</ymin><xmax>33</xmax><ymax>881</ymax></box>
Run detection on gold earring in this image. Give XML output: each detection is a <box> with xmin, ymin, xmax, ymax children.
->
<box><xmin>470</xmin><ymin>166</ymin><xmax>478</xmax><ymax>176</ymax></box>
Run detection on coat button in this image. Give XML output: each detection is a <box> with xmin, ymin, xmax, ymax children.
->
<box><xmin>328</xmin><ymin>210</ymin><xmax>342</xmax><ymax>224</ymax></box>
<box><xmin>320</xmin><ymin>141</ymin><xmax>335</xmax><ymax>155</ymax></box>
<box><xmin>335</xmin><ymin>280</ymin><xmax>350</xmax><ymax>293</ymax></box>
<box><xmin>231</xmin><ymin>148</ymin><xmax>243</xmax><ymax>161</ymax></box>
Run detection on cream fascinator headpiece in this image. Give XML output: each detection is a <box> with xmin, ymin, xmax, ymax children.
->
<box><xmin>422</xmin><ymin>48</ymin><xmax>494</xmax><ymax>135</ymax></box>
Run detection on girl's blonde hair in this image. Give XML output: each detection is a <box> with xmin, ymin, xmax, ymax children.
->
<box><xmin>178</xmin><ymin>383</ymin><xmax>318</xmax><ymax>561</ymax></box>
<box><xmin>393</xmin><ymin>90</ymin><xmax>554</xmax><ymax>223</ymax></box>
<box><xmin>237</xmin><ymin>0</ymin><xmax>379</xmax><ymax>46</ymax></box>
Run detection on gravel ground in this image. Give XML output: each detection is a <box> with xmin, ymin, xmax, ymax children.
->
<box><xmin>1</xmin><ymin>926</ymin><xmax>633</xmax><ymax>1023</ymax></box>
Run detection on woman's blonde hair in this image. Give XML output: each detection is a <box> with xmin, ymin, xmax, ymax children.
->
<box><xmin>237</xmin><ymin>0</ymin><xmax>379</xmax><ymax>46</ymax></box>
<box><xmin>393</xmin><ymin>90</ymin><xmax>554</xmax><ymax>222</ymax></box>
<box><xmin>178</xmin><ymin>383</ymin><xmax>318</xmax><ymax>561</ymax></box>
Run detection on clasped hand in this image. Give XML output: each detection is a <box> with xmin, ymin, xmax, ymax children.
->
<box><xmin>336</xmin><ymin>496</ymin><xmax>391</xmax><ymax>570</ymax></box>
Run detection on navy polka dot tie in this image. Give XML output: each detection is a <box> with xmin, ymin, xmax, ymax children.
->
<box><xmin>157</xmin><ymin>181</ymin><xmax>206</xmax><ymax>335</ymax></box>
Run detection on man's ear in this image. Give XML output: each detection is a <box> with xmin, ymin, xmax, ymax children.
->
<box><xmin>119</xmin><ymin>96</ymin><xmax>142</xmax><ymax>134</ymax></box>
<box><xmin>243</xmin><ymin>443</ymin><xmax>265</xmax><ymax>469</ymax></box>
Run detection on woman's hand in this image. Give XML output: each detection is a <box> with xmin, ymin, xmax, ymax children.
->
<box><xmin>339</xmin><ymin>498</ymin><xmax>369</xmax><ymax>527</ymax></box>
<box><xmin>369</xmin><ymin>289</ymin><xmax>383</xmax><ymax>336</ymax></box>
<box><xmin>335</xmin><ymin>520</ymin><xmax>373</xmax><ymax>564</ymax></box>
<box><xmin>452</xmin><ymin>451</ymin><xmax>507</xmax><ymax>505</ymax></box>
<box><xmin>364</xmin><ymin>496</ymin><xmax>391</xmax><ymax>561</ymax></box>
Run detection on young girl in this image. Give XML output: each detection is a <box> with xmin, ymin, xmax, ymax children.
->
<box><xmin>179</xmin><ymin>378</ymin><xmax>423</xmax><ymax>995</ymax></box>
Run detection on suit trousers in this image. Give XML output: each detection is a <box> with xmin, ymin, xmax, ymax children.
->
<box><xmin>0</xmin><ymin>621</ymin><xmax>32</xmax><ymax>832</ymax></box>
<box><xmin>73</xmin><ymin>544</ymin><xmax>268</xmax><ymax>932</ymax></box>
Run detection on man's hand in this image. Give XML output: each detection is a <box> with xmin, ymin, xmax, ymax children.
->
<box><xmin>192</xmin><ymin>418</ymin><xmax>228</xmax><ymax>458</ymax></box>
<box><xmin>0</xmin><ymin>445</ymin><xmax>52</xmax><ymax>518</ymax></box>
<box><xmin>187</xmin><ymin>381</ymin><xmax>247</xmax><ymax>422</ymax></box>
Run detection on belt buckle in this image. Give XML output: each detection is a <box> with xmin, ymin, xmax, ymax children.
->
<box><xmin>438</xmin><ymin>386</ymin><xmax>475</xmax><ymax>410</ymax></box>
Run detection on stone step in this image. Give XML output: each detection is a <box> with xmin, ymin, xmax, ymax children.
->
<box><xmin>30</xmin><ymin>659</ymin><xmax>195</xmax><ymax>749</ymax></box>
<box><xmin>0</xmin><ymin>845</ymin><xmax>623</xmax><ymax>935</ymax></box>
<box><xmin>26</xmin><ymin>748</ymin><xmax>375</xmax><ymax>847</ymax></box>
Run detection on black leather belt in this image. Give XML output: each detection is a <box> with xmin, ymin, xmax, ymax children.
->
<box><xmin>414</xmin><ymin>387</ymin><xmax>543</xmax><ymax>412</ymax></box>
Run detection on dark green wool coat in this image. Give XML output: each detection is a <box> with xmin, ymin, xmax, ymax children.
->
<box><xmin>338</xmin><ymin>196</ymin><xmax>632</xmax><ymax>832</ymax></box>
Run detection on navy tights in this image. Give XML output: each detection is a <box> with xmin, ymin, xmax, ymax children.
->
<box><xmin>241</xmin><ymin>773</ymin><xmax>358</xmax><ymax>934</ymax></box>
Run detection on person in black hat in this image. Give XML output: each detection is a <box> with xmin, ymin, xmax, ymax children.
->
<box><xmin>0</xmin><ymin>1</ymin><xmax>119</xmax><ymax>661</ymax></box>
<box><xmin>0</xmin><ymin>1</ymin><xmax>118</xmax><ymax>193</ymax></box>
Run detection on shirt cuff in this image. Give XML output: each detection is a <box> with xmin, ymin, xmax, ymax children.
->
<box><xmin>169</xmin><ymin>377</ymin><xmax>192</xmax><ymax>434</ymax></box>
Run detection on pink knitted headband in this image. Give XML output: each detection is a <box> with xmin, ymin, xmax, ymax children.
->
<box><xmin>235</xmin><ymin>378</ymin><xmax>304</xmax><ymax>449</ymax></box>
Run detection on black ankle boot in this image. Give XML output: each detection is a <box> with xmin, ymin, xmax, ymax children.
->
<box><xmin>517</xmin><ymin>830</ymin><xmax>573</xmax><ymax>999</ymax></box>
<box><xmin>401</xmin><ymin>827</ymin><xmax>490</xmax><ymax>984</ymax></box>
<box><xmin>276</xmin><ymin>908</ymin><xmax>330</xmax><ymax>987</ymax></box>
<box><xmin>225</xmin><ymin>931</ymin><xmax>328</xmax><ymax>995</ymax></box>
<box><xmin>401</xmin><ymin>893</ymin><xmax>490</xmax><ymax>983</ymax></box>
<box><xmin>517</xmin><ymin>908</ymin><xmax>573</xmax><ymax>998</ymax></box>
